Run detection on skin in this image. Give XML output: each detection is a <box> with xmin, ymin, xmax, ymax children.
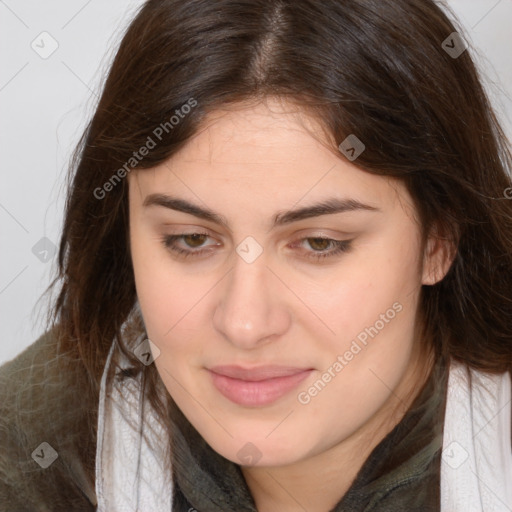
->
<box><xmin>128</xmin><ymin>97</ymin><xmax>454</xmax><ymax>512</ymax></box>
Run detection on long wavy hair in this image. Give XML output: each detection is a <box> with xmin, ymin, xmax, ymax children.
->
<box><xmin>44</xmin><ymin>0</ymin><xmax>512</xmax><ymax>482</ymax></box>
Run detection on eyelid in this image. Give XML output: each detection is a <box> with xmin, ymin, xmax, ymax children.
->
<box><xmin>161</xmin><ymin>227</ymin><xmax>353</xmax><ymax>244</ymax></box>
<box><xmin>291</xmin><ymin>228</ymin><xmax>355</xmax><ymax>239</ymax></box>
<box><xmin>161</xmin><ymin>230</ymin><xmax>354</xmax><ymax>263</ymax></box>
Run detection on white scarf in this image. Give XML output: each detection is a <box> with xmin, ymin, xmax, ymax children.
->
<box><xmin>95</xmin><ymin>336</ymin><xmax>174</xmax><ymax>511</ymax></box>
<box><xmin>95</xmin><ymin>337</ymin><xmax>512</xmax><ymax>511</ymax></box>
<box><xmin>440</xmin><ymin>360</ymin><xmax>512</xmax><ymax>511</ymax></box>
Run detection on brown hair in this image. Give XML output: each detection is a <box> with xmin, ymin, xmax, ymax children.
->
<box><xmin>45</xmin><ymin>0</ymin><xmax>512</xmax><ymax>476</ymax></box>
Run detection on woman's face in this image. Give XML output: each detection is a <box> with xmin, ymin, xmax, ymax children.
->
<box><xmin>128</xmin><ymin>98</ymin><xmax>448</xmax><ymax>467</ymax></box>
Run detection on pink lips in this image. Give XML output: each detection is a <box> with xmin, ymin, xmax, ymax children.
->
<box><xmin>208</xmin><ymin>365</ymin><xmax>314</xmax><ymax>407</ymax></box>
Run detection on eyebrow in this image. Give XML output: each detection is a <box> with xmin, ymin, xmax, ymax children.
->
<box><xmin>143</xmin><ymin>193</ymin><xmax>381</xmax><ymax>230</ymax></box>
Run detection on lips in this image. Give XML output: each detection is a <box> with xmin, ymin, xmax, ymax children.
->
<box><xmin>209</xmin><ymin>365</ymin><xmax>312</xmax><ymax>381</ymax></box>
<box><xmin>208</xmin><ymin>365</ymin><xmax>314</xmax><ymax>406</ymax></box>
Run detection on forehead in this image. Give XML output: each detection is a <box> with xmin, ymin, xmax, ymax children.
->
<box><xmin>184</xmin><ymin>98</ymin><xmax>325</xmax><ymax>163</ymax></box>
<box><xmin>128</xmin><ymin>98</ymin><xmax>412</xmax><ymax>219</ymax></box>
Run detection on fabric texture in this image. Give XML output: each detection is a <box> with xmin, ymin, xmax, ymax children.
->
<box><xmin>0</xmin><ymin>327</ymin><xmax>97</xmax><ymax>511</ymax></box>
<box><xmin>440</xmin><ymin>361</ymin><xmax>512</xmax><ymax>511</ymax></box>
<box><xmin>95</xmin><ymin>329</ymin><xmax>174</xmax><ymax>511</ymax></box>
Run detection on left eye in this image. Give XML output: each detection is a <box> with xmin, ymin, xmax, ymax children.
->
<box><xmin>291</xmin><ymin>237</ymin><xmax>353</xmax><ymax>260</ymax></box>
<box><xmin>161</xmin><ymin>232</ymin><xmax>217</xmax><ymax>258</ymax></box>
<box><xmin>161</xmin><ymin>233</ymin><xmax>352</xmax><ymax>261</ymax></box>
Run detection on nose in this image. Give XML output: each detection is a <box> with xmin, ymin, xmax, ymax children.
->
<box><xmin>212</xmin><ymin>251</ymin><xmax>291</xmax><ymax>350</ymax></box>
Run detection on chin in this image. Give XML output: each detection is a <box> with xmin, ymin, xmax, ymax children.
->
<box><xmin>199</xmin><ymin>426</ymin><xmax>309</xmax><ymax>468</ymax></box>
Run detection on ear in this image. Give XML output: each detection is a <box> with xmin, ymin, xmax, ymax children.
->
<box><xmin>421</xmin><ymin>222</ymin><xmax>458</xmax><ymax>286</ymax></box>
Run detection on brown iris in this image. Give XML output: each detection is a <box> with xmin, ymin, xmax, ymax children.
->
<box><xmin>183</xmin><ymin>233</ymin><xmax>208</xmax><ymax>247</ymax></box>
<box><xmin>307</xmin><ymin>237</ymin><xmax>331</xmax><ymax>251</ymax></box>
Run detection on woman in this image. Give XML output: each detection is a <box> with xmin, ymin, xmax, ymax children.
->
<box><xmin>1</xmin><ymin>0</ymin><xmax>511</xmax><ymax>511</ymax></box>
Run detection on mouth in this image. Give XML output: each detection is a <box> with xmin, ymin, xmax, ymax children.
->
<box><xmin>207</xmin><ymin>365</ymin><xmax>314</xmax><ymax>407</ymax></box>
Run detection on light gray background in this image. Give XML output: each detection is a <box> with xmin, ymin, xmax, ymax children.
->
<box><xmin>1</xmin><ymin>0</ymin><xmax>511</xmax><ymax>364</ymax></box>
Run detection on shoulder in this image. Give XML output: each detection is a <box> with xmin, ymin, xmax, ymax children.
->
<box><xmin>0</xmin><ymin>327</ymin><xmax>98</xmax><ymax>510</ymax></box>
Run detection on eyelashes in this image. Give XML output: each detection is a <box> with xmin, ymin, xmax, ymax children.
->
<box><xmin>160</xmin><ymin>232</ymin><xmax>353</xmax><ymax>262</ymax></box>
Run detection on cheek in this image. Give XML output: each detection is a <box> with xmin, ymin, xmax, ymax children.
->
<box><xmin>133</xmin><ymin>264</ymin><xmax>204</xmax><ymax>350</ymax></box>
<box><xmin>303</xmin><ymin>228</ymin><xmax>421</xmax><ymax>348</ymax></box>
<box><xmin>130</xmin><ymin>223</ymin><xmax>186</xmax><ymax>343</ymax></box>
<box><xmin>130</xmin><ymin>232</ymin><xmax>214</xmax><ymax>371</ymax></box>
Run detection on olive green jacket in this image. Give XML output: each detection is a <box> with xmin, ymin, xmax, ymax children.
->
<box><xmin>0</xmin><ymin>328</ymin><xmax>98</xmax><ymax>511</ymax></box>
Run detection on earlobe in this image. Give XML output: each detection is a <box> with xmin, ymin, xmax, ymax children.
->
<box><xmin>421</xmin><ymin>226</ymin><xmax>458</xmax><ymax>286</ymax></box>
